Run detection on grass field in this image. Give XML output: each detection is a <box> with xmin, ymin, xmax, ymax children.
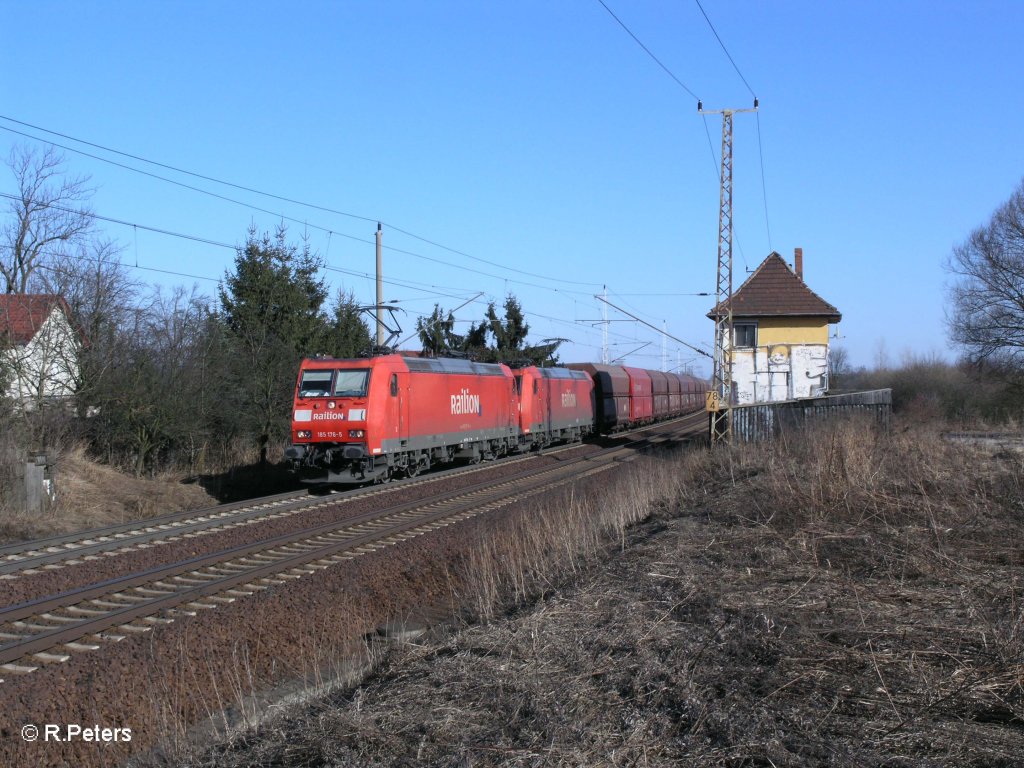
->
<box><xmin>162</xmin><ymin>418</ymin><xmax>1023</xmax><ymax>767</ymax></box>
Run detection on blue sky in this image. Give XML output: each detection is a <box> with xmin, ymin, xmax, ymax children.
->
<box><xmin>4</xmin><ymin>1</ymin><xmax>1023</xmax><ymax>374</ymax></box>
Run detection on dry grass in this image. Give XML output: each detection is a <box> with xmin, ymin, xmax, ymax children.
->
<box><xmin>0</xmin><ymin>444</ymin><xmax>217</xmax><ymax>544</ymax></box>
<box><xmin>160</xmin><ymin>420</ymin><xmax>1024</xmax><ymax>766</ymax></box>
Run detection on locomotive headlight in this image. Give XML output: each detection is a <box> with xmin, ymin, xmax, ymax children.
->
<box><xmin>348</xmin><ymin>429</ymin><xmax>365</xmax><ymax>438</ymax></box>
<box><xmin>296</xmin><ymin>430</ymin><xmax>312</xmax><ymax>439</ymax></box>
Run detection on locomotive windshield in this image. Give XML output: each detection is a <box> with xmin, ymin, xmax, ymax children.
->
<box><xmin>298</xmin><ymin>368</ymin><xmax>370</xmax><ymax>398</ymax></box>
<box><xmin>333</xmin><ymin>369</ymin><xmax>369</xmax><ymax>397</ymax></box>
<box><xmin>299</xmin><ymin>370</ymin><xmax>333</xmax><ymax>397</ymax></box>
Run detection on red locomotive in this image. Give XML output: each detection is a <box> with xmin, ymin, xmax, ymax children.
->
<box><xmin>286</xmin><ymin>355</ymin><xmax>705</xmax><ymax>484</ymax></box>
<box><xmin>515</xmin><ymin>365</ymin><xmax>595</xmax><ymax>448</ymax></box>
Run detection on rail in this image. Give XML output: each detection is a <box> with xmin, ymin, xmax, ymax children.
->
<box><xmin>0</xmin><ymin>414</ymin><xmax>704</xmax><ymax>675</ymax></box>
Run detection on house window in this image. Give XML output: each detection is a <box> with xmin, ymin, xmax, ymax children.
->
<box><xmin>734</xmin><ymin>324</ymin><xmax>757</xmax><ymax>348</ymax></box>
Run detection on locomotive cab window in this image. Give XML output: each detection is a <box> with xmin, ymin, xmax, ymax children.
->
<box><xmin>734</xmin><ymin>324</ymin><xmax>757</xmax><ymax>348</ymax></box>
<box><xmin>298</xmin><ymin>370</ymin><xmax>333</xmax><ymax>397</ymax></box>
<box><xmin>333</xmin><ymin>369</ymin><xmax>370</xmax><ymax>397</ymax></box>
<box><xmin>390</xmin><ymin>374</ymin><xmax>398</xmax><ymax>397</ymax></box>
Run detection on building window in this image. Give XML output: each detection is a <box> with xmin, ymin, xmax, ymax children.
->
<box><xmin>734</xmin><ymin>323</ymin><xmax>757</xmax><ymax>348</ymax></box>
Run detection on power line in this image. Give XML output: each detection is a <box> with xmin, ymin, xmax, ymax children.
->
<box><xmin>372</xmin><ymin>239</ymin><xmax>598</xmax><ymax>297</ymax></box>
<box><xmin>614</xmin><ymin>292</ymin><xmax>711</xmax><ymax>296</ymax></box>
<box><xmin>592</xmin><ymin>3</ymin><xmax>722</xmax><ymax>194</ymax></box>
<box><xmin>596</xmin><ymin>294</ymin><xmax>711</xmax><ymax>359</ymax></box>
<box><xmin>0</xmin><ymin>125</ymin><xmax>707</xmax><ymax>361</ymax></box>
<box><xmin>756</xmin><ymin>111</ymin><xmax>773</xmax><ymax>252</ymax></box>
<box><xmin>0</xmin><ymin>116</ymin><xmax>601</xmax><ymax>289</ymax></box>
<box><xmin>0</xmin><ymin>178</ymin><xmax>598</xmax><ymax>299</ymax></box>
<box><xmin>7</xmin><ymin>239</ymin><xmax>674</xmax><ymax>364</ymax></box>
<box><xmin>0</xmin><ymin>114</ymin><xmax>377</xmax><ymax>223</ymax></box>
<box><xmin>608</xmin><ymin>288</ymin><xmax>664</xmax><ymax>325</ymax></box>
<box><xmin>0</xmin><ymin>195</ymin><xmax>602</xmax><ymax>352</ymax></box>
<box><xmin>692</xmin><ymin>1</ymin><xmax>773</xmax><ymax>256</ymax></box>
<box><xmin>701</xmin><ymin>113</ymin><xmax>723</xmax><ymax>184</ymax></box>
<box><xmin>0</xmin><ymin>191</ymin><xmax>236</xmax><ymax>251</ymax></box>
<box><xmin>324</xmin><ymin>265</ymin><xmax>483</xmax><ymax>303</ymax></box>
<box><xmin>693</xmin><ymin>0</ymin><xmax>757</xmax><ymax>99</ymax></box>
<box><xmin>2</xmin><ymin>244</ymin><xmax>222</xmax><ymax>284</ymax></box>
<box><xmin>0</xmin><ymin>122</ymin><xmax>358</xmax><ymax>241</ymax></box>
<box><xmin>594</xmin><ymin>0</ymin><xmax>701</xmax><ymax>102</ymax></box>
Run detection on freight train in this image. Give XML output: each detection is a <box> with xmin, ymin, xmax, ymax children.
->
<box><xmin>285</xmin><ymin>354</ymin><xmax>705</xmax><ymax>485</ymax></box>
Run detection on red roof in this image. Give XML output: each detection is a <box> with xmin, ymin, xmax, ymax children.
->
<box><xmin>707</xmin><ymin>252</ymin><xmax>841</xmax><ymax>322</ymax></box>
<box><xmin>0</xmin><ymin>294</ymin><xmax>70</xmax><ymax>345</ymax></box>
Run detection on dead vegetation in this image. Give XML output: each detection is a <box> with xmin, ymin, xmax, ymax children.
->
<box><xmin>153</xmin><ymin>420</ymin><xmax>1024</xmax><ymax>766</ymax></box>
<box><xmin>0</xmin><ymin>444</ymin><xmax>217</xmax><ymax>544</ymax></box>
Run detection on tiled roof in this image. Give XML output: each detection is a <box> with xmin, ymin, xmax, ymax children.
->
<box><xmin>0</xmin><ymin>294</ymin><xmax>69</xmax><ymax>345</ymax></box>
<box><xmin>707</xmin><ymin>252</ymin><xmax>842</xmax><ymax>322</ymax></box>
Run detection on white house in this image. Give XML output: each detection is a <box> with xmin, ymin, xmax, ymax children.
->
<box><xmin>0</xmin><ymin>294</ymin><xmax>82</xmax><ymax>410</ymax></box>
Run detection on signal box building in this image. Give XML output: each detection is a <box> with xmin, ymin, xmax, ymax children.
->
<box><xmin>707</xmin><ymin>249</ymin><xmax>842</xmax><ymax>405</ymax></box>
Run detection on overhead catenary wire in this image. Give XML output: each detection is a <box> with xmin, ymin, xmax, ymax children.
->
<box><xmin>596</xmin><ymin>294</ymin><xmax>711</xmax><ymax>359</ymax></box>
<box><xmin>0</xmin><ymin>182</ymin><xmax>598</xmax><ymax>299</ymax></box>
<box><xmin>756</xmin><ymin>112</ymin><xmax>773</xmax><ymax>252</ymax></box>
<box><xmin>593</xmin><ymin>3</ymin><xmax>723</xmax><ymax>200</ymax></box>
<box><xmin>0</xmin><ymin>117</ymin><xmax>705</xmax><ymax>367</ymax></box>
<box><xmin>0</xmin><ymin>191</ymin><xmax>236</xmax><ymax>251</ymax></box>
<box><xmin>0</xmin><ymin>116</ymin><xmax>601</xmax><ymax>289</ymax></box>
<box><xmin>693</xmin><ymin>0</ymin><xmax>773</xmax><ymax>254</ymax></box>
<box><xmin>7</xmin><ymin>241</ymin><xmax>624</xmax><ymax>353</ymax></box>
<box><xmin>594</xmin><ymin>0</ymin><xmax>701</xmax><ymax>101</ymax></box>
<box><xmin>3</xmin><ymin>244</ymin><xmax>222</xmax><ymax>284</ymax></box>
<box><xmin>0</xmin><ymin>197</ymin><xmax>533</xmax><ymax>306</ymax></box>
<box><xmin>693</xmin><ymin>0</ymin><xmax>756</xmax><ymax>99</ymax></box>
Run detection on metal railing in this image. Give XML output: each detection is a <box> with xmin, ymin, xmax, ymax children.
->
<box><xmin>727</xmin><ymin>389</ymin><xmax>892</xmax><ymax>443</ymax></box>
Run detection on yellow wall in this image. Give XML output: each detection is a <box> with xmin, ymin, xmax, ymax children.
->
<box><xmin>741</xmin><ymin>317</ymin><xmax>830</xmax><ymax>345</ymax></box>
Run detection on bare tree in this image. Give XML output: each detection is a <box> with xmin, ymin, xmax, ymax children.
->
<box><xmin>947</xmin><ymin>178</ymin><xmax>1024</xmax><ymax>366</ymax></box>
<box><xmin>2</xmin><ymin>144</ymin><xmax>95</xmax><ymax>294</ymax></box>
<box><xmin>28</xmin><ymin>238</ymin><xmax>143</xmax><ymax>409</ymax></box>
<box><xmin>828</xmin><ymin>345</ymin><xmax>849</xmax><ymax>382</ymax></box>
<box><xmin>29</xmin><ymin>239</ymin><xmax>137</xmax><ymax>342</ymax></box>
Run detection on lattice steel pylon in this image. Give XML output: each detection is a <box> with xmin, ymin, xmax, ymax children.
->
<box><xmin>700</xmin><ymin>101</ymin><xmax>757</xmax><ymax>443</ymax></box>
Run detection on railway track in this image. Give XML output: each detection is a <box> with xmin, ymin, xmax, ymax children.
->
<box><xmin>0</xmin><ymin>412</ymin><xmax>704</xmax><ymax>579</ymax></box>
<box><xmin>0</xmin><ymin>438</ymin><xmax>585</xmax><ymax>579</ymax></box>
<box><xmin>0</xmin><ymin>414</ymin><xmax>703</xmax><ymax>680</ymax></box>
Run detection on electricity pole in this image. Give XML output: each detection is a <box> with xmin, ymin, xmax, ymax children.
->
<box><xmin>662</xmin><ymin>320</ymin><xmax>668</xmax><ymax>372</ymax></box>
<box><xmin>699</xmin><ymin>99</ymin><xmax>758</xmax><ymax>443</ymax></box>
<box><xmin>601</xmin><ymin>285</ymin><xmax>609</xmax><ymax>364</ymax></box>
<box><xmin>375</xmin><ymin>222</ymin><xmax>384</xmax><ymax>348</ymax></box>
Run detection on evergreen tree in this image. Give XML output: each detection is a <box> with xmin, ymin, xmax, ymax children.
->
<box><xmin>436</xmin><ymin>292</ymin><xmax>561</xmax><ymax>368</ymax></box>
<box><xmin>328</xmin><ymin>288</ymin><xmax>372</xmax><ymax>358</ymax></box>
<box><xmin>219</xmin><ymin>225</ymin><xmax>329</xmax><ymax>463</ymax></box>
<box><xmin>416</xmin><ymin>303</ymin><xmax>464</xmax><ymax>357</ymax></box>
<box><xmin>463</xmin><ymin>319</ymin><xmax>490</xmax><ymax>360</ymax></box>
<box><xmin>487</xmin><ymin>294</ymin><xmax>529</xmax><ymax>358</ymax></box>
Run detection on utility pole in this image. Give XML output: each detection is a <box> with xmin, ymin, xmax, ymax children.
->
<box><xmin>601</xmin><ymin>285</ymin><xmax>609</xmax><ymax>364</ymax></box>
<box><xmin>375</xmin><ymin>222</ymin><xmax>384</xmax><ymax>348</ymax></box>
<box><xmin>699</xmin><ymin>99</ymin><xmax>758</xmax><ymax>443</ymax></box>
<box><xmin>661</xmin><ymin>320</ymin><xmax>668</xmax><ymax>372</ymax></box>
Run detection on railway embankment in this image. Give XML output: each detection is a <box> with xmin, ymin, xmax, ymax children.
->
<box><xmin>1</xmin><ymin>422</ymin><xmax>697</xmax><ymax>768</ymax></box>
<box><xmin>172</xmin><ymin>419</ymin><xmax>1024</xmax><ymax>767</ymax></box>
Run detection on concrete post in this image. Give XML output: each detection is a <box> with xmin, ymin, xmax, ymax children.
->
<box><xmin>23</xmin><ymin>452</ymin><xmax>53</xmax><ymax>515</ymax></box>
